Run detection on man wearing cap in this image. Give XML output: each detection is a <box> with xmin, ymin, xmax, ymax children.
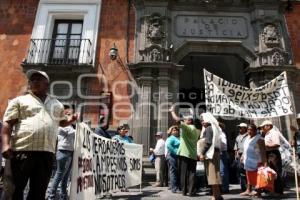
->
<box><xmin>290</xmin><ymin>113</ymin><xmax>300</xmax><ymax>158</ymax></box>
<box><xmin>260</xmin><ymin>120</ymin><xmax>283</xmax><ymax>196</ymax></box>
<box><xmin>150</xmin><ymin>132</ymin><xmax>166</xmax><ymax>187</ymax></box>
<box><xmin>234</xmin><ymin>123</ymin><xmax>248</xmax><ymax>192</ymax></box>
<box><xmin>1</xmin><ymin>70</ymin><xmax>78</xmax><ymax>200</ymax></box>
<box><xmin>169</xmin><ymin>106</ymin><xmax>199</xmax><ymax>196</ymax></box>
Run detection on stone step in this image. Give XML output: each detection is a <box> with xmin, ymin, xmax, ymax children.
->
<box><xmin>142</xmin><ymin>168</ymin><xmax>156</xmax><ymax>182</ymax></box>
<box><xmin>142</xmin><ymin>157</ymin><xmax>154</xmax><ymax>168</ymax></box>
<box><xmin>142</xmin><ymin>157</ymin><xmax>156</xmax><ymax>182</ymax></box>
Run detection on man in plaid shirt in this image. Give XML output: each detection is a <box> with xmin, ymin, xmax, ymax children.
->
<box><xmin>1</xmin><ymin>70</ymin><xmax>78</xmax><ymax>200</ymax></box>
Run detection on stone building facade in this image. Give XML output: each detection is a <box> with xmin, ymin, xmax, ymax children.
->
<box><xmin>1</xmin><ymin>0</ymin><xmax>300</xmax><ymax>154</ymax></box>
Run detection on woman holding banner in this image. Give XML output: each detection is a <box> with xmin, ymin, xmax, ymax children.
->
<box><xmin>48</xmin><ymin>105</ymin><xmax>76</xmax><ymax>200</ymax></box>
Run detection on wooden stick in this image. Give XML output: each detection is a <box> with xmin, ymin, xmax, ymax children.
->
<box><xmin>293</xmin><ymin>146</ymin><xmax>299</xmax><ymax>200</ymax></box>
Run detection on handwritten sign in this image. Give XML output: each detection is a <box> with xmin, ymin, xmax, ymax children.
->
<box><xmin>70</xmin><ymin>123</ymin><xmax>143</xmax><ymax>199</ymax></box>
<box><xmin>204</xmin><ymin>69</ymin><xmax>293</xmax><ymax>118</ymax></box>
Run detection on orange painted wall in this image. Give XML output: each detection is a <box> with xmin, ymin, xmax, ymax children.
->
<box><xmin>94</xmin><ymin>0</ymin><xmax>135</xmax><ymax>127</ymax></box>
<box><xmin>285</xmin><ymin>3</ymin><xmax>300</xmax><ymax>69</ymax></box>
<box><xmin>0</xmin><ymin>0</ymin><xmax>136</xmax><ymax>127</ymax></box>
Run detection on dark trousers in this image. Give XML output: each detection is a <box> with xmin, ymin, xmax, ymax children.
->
<box><xmin>236</xmin><ymin>156</ymin><xmax>247</xmax><ymax>191</ymax></box>
<box><xmin>220</xmin><ymin>151</ymin><xmax>229</xmax><ymax>192</ymax></box>
<box><xmin>167</xmin><ymin>155</ymin><xmax>179</xmax><ymax>191</ymax></box>
<box><xmin>267</xmin><ymin>150</ymin><xmax>283</xmax><ymax>194</ymax></box>
<box><xmin>164</xmin><ymin>158</ymin><xmax>169</xmax><ymax>187</ymax></box>
<box><xmin>10</xmin><ymin>151</ymin><xmax>54</xmax><ymax>200</ymax></box>
<box><xmin>179</xmin><ymin>156</ymin><xmax>196</xmax><ymax>195</ymax></box>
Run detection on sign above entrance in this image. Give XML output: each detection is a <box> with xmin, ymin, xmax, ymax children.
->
<box><xmin>175</xmin><ymin>15</ymin><xmax>248</xmax><ymax>38</ymax></box>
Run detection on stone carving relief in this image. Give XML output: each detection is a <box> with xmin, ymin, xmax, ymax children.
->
<box><xmin>139</xmin><ymin>45</ymin><xmax>171</xmax><ymax>62</ymax></box>
<box><xmin>258</xmin><ymin>48</ymin><xmax>288</xmax><ymax>67</ymax></box>
<box><xmin>272</xmin><ymin>51</ymin><xmax>284</xmax><ymax>66</ymax></box>
<box><xmin>138</xmin><ymin>13</ymin><xmax>172</xmax><ymax>62</ymax></box>
<box><xmin>150</xmin><ymin>48</ymin><xmax>161</xmax><ymax>62</ymax></box>
<box><xmin>147</xmin><ymin>14</ymin><xmax>165</xmax><ymax>44</ymax></box>
<box><xmin>256</xmin><ymin>23</ymin><xmax>289</xmax><ymax>66</ymax></box>
<box><xmin>262</xmin><ymin>24</ymin><xmax>280</xmax><ymax>48</ymax></box>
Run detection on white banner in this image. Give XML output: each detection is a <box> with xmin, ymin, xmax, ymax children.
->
<box><xmin>204</xmin><ymin>69</ymin><xmax>293</xmax><ymax>118</ymax></box>
<box><xmin>70</xmin><ymin>123</ymin><xmax>143</xmax><ymax>199</ymax></box>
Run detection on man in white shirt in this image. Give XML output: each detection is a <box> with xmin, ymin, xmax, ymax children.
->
<box><xmin>260</xmin><ymin>120</ymin><xmax>283</xmax><ymax>196</ymax></box>
<box><xmin>150</xmin><ymin>132</ymin><xmax>165</xmax><ymax>187</ymax></box>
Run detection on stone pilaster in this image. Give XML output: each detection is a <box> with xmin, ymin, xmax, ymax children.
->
<box><xmin>157</xmin><ymin>68</ymin><xmax>170</xmax><ymax>132</ymax></box>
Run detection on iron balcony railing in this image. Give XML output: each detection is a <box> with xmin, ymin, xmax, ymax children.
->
<box><xmin>24</xmin><ymin>39</ymin><xmax>92</xmax><ymax>65</ymax></box>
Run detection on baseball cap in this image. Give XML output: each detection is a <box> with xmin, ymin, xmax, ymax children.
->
<box><xmin>237</xmin><ymin>123</ymin><xmax>247</xmax><ymax>128</ymax></box>
<box><xmin>26</xmin><ymin>69</ymin><xmax>50</xmax><ymax>82</ymax></box>
<box><xmin>259</xmin><ymin>120</ymin><xmax>273</xmax><ymax>127</ymax></box>
<box><xmin>155</xmin><ymin>131</ymin><xmax>164</xmax><ymax>137</ymax></box>
<box><xmin>296</xmin><ymin>113</ymin><xmax>300</xmax><ymax>119</ymax></box>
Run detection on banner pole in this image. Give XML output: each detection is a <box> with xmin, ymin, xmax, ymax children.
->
<box><xmin>293</xmin><ymin>147</ymin><xmax>300</xmax><ymax>200</ymax></box>
<box><xmin>140</xmin><ymin>146</ymin><xmax>143</xmax><ymax>193</ymax></box>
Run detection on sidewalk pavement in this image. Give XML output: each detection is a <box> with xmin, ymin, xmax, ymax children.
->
<box><xmin>108</xmin><ymin>183</ymin><xmax>298</xmax><ymax>200</ymax></box>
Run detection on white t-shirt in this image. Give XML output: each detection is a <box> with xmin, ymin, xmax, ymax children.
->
<box><xmin>265</xmin><ymin>128</ymin><xmax>280</xmax><ymax>147</ymax></box>
<box><xmin>154</xmin><ymin>138</ymin><xmax>165</xmax><ymax>156</ymax></box>
<box><xmin>220</xmin><ymin>131</ymin><xmax>227</xmax><ymax>152</ymax></box>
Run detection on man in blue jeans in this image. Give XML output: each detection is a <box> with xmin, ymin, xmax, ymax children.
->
<box><xmin>48</xmin><ymin>105</ymin><xmax>76</xmax><ymax>200</ymax></box>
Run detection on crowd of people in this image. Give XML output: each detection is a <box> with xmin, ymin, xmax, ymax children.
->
<box><xmin>1</xmin><ymin>69</ymin><xmax>300</xmax><ymax>200</ymax></box>
<box><xmin>149</xmin><ymin>107</ymin><xmax>300</xmax><ymax>200</ymax></box>
<box><xmin>0</xmin><ymin>70</ymin><xmax>136</xmax><ymax>199</ymax></box>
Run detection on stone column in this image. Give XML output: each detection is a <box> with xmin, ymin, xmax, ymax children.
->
<box><xmin>157</xmin><ymin>72</ymin><xmax>170</xmax><ymax>133</ymax></box>
<box><xmin>138</xmin><ymin>76</ymin><xmax>153</xmax><ymax>154</ymax></box>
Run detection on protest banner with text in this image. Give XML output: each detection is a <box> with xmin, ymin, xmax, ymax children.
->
<box><xmin>70</xmin><ymin>123</ymin><xmax>143</xmax><ymax>199</ymax></box>
<box><xmin>204</xmin><ymin>69</ymin><xmax>293</xmax><ymax>118</ymax></box>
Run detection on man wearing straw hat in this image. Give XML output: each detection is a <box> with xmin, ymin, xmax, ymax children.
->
<box><xmin>260</xmin><ymin>120</ymin><xmax>283</xmax><ymax>196</ymax></box>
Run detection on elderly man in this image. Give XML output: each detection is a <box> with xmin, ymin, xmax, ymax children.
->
<box><xmin>150</xmin><ymin>132</ymin><xmax>166</xmax><ymax>187</ymax></box>
<box><xmin>260</xmin><ymin>120</ymin><xmax>283</xmax><ymax>196</ymax></box>
<box><xmin>169</xmin><ymin>106</ymin><xmax>199</xmax><ymax>196</ymax></box>
<box><xmin>2</xmin><ymin>70</ymin><xmax>78</xmax><ymax>200</ymax></box>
